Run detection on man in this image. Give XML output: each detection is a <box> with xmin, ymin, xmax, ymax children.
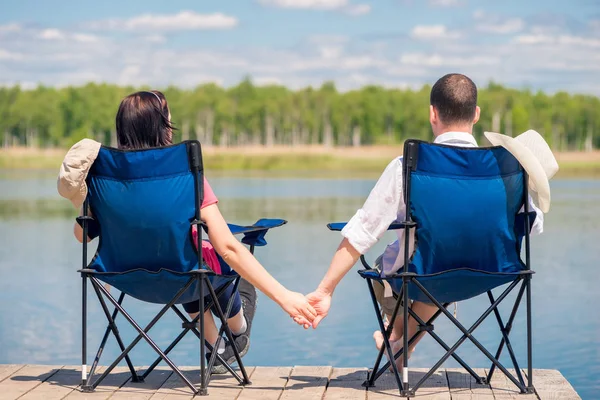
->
<box><xmin>301</xmin><ymin>73</ymin><xmax>544</xmax><ymax>369</ymax></box>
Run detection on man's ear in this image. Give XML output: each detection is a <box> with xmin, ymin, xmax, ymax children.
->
<box><xmin>473</xmin><ymin>106</ymin><xmax>481</xmax><ymax>124</ymax></box>
<box><xmin>429</xmin><ymin>105</ymin><xmax>437</xmax><ymax>125</ymax></box>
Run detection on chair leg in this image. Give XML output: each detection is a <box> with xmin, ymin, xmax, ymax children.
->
<box><xmin>487</xmin><ymin>288</ymin><xmax>525</xmax><ymax>387</ymax></box>
<box><xmin>204</xmin><ymin>277</ymin><xmax>251</xmax><ymax>387</ymax></box>
<box><xmin>88</xmin><ymin>276</ymin><xmax>199</xmax><ymax>394</ymax></box>
<box><xmin>91</xmin><ymin>284</ymin><xmax>141</xmax><ymax>383</ymax></box>
<box><xmin>198</xmin><ymin>274</ymin><xmax>207</xmax><ymax>396</ymax></box>
<box><xmin>205</xmin><ymin>278</ymin><xmax>249</xmax><ymax>387</ymax></box>
<box><xmin>487</xmin><ymin>281</ymin><xmax>526</xmax><ymax>382</ymax></box>
<box><xmin>410</xmin><ymin>278</ymin><xmax>527</xmax><ymax>393</ymax></box>
<box><xmin>365</xmin><ymin>283</ymin><xmax>404</xmax><ymax>388</ymax></box>
<box><xmin>526</xmin><ymin>275</ymin><xmax>534</xmax><ymax>393</ymax></box>
<box><xmin>89</xmin><ymin>292</ymin><xmax>124</xmax><ymax>380</ymax></box>
<box><xmin>142</xmin><ymin>282</ymin><xmax>232</xmax><ymax>379</ymax></box>
<box><xmin>401</xmin><ymin>276</ymin><xmax>410</xmax><ymax>397</ymax></box>
<box><xmin>406</xmin><ymin>306</ymin><xmax>485</xmax><ymax>385</ymax></box>
<box><xmin>365</xmin><ymin>279</ymin><xmax>404</xmax><ymax>395</ymax></box>
<box><xmin>81</xmin><ymin>272</ymin><xmax>91</xmax><ymax>392</ymax></box>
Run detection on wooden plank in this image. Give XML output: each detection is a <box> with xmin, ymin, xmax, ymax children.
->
<box><xmin>108</xmin><ymin>367</ymin><xmax>172</xmax><ymax>400</ymax></box>
<box><xmin>237</xmin><ymin>366</ymin><xmax>292</xmax><ymax>400</ymax></box>
<box><xmin>147</xmin><ymin>367</ymin><xmax>197</xmax><ymax>400</ymax></box>
<box><xmin>445</xmin><ymin>368</ymin><xmax>494</xmax><ymax>400</ymax></box>
<box><xmin>470</xmin><ymin>368</ymin><xmax>495</xmax><ymax>399</ymax></box>
<box><xmin>527</xmin><ymin>369</ymin><xmax>581</xmax><ymax>400</ymax></box>
<box><xmin>0</xmin><ymin>365</ymin><xmax>25</xmax><ymax>383</ymax></box>
<box><xmin>325</xmin><ymin>368</ymin><xmax>367</xmax><ymax>400</ymax></box>
<box><xmin>149</xmin><ymin>367</ymin><xmax>256</xmax><ymax>400</ymax></box>
<box><xmin>0</xmin><ymin>365</ymin><xmax>582</xmax><ymax>399</ymax></box>
<box><xmin>280</xmin><ymin>366</ymin><xmax>332</xmax><ymax>400</ymax></box>
<box><xmin>486</xmin><ymin>368</ymin><xmax>536</xmax><ymax>399</ymax></box>
<box><xmin>366</xmin><ymin>369</ymin><xmax>402</xmax><ymax>400</ymax></box>
<box><xmin>368</xmin><ymin>368</ymin><xmax>450</xmax><ymax>399</ymax></box>
<box><xmin>410</xmin><ymin>368</ymin><xmax>450</xmax><ymax>400</ymax></box>
<box><xmin>64</xmin><ymin>366</ymin><xmax>131</xmax><ymax>400</ymax></box>
<box><xmin>20</xmin><ymin>366</ymin><xmax>82</xmax><ymax>400</ymax></box>
<box><xmin>0</xmin><ymin>364</ymin><xmax>61</xmax><ymax>399</ymax></box>
<box><xmin>204</xmin><ymin>367</ymin><xmax>256</xmax><ymax>399</ymax></box>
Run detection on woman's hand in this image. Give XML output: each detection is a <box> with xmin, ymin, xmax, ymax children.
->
<box><xmin>278</xmin><ymin>290</ymin><xmax>317</xmax><ymax>328</ymax></box>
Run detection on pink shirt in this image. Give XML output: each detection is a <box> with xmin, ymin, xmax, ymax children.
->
<box><xmin>192</xmin><ymin>178</ymin><xmax>222</xmax><ymax>273</ymax></box>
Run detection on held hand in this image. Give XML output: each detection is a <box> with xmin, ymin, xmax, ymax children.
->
<box><xmin>279</xmin><ymin>290</ymin><xmax>317</xmax><ymax>328</ymax></box>
<box><xmin>305</xmin><ymin>288</ymin><xmax>332</xmax><ymax>329</ymax></box>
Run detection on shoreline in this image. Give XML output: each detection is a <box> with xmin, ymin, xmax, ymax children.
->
<box><xmin>1</xmin><ymin>146</ymin><xmax>600</xmax><ymax>178</ymax></box>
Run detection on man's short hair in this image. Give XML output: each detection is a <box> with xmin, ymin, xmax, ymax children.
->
<box><xmin>430</xmin><ymin>73</ymin><xmax>478</xmax><ymax>125</ymax></box>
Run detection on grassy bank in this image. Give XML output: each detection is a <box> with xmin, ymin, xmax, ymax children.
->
<box><xmin>1</xmin><ymin>146</ymin><xmax>600</xmax><ymax>178</ymax></box>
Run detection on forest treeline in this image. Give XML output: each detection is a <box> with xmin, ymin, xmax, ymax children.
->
<box><xmin>1</xmin><ymin>79</ymin><xmax>598</xmax><ymax>151</ymax></box>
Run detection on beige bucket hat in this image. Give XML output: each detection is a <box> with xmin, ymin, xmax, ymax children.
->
<box><xmin>57</xmin><ymin>138</ymin><xmax>102</xmax><ymax>208</ymax></box>
<box><xmin>484</xmin><ymin>130</ymin><xmax>559</xmax><ymax>213</ymax></box>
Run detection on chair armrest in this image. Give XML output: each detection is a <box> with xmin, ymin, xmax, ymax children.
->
<box><xmin>227</xmin><ymin>218</ymin><xmax>287</xmax><ymax>246</ymax></box>
<box><xmin>327</xmin><ymin>221</ymin><xmax>415</xmax><ymax>232</ymax></box>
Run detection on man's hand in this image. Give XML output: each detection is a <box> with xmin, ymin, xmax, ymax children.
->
<box><xmin>304</xmin><ymin>288</ymin><xmax>332</xmax><ymax>329</ymax></box>
<box><xmin>278</xmin><ymin>289</ymin><xmax>317</xmax><ymax>328</ymax></box>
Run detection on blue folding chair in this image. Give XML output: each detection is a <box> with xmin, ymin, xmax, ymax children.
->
<box><xmin>76</xmin><ymin>141</ymin><xmax>286</xmax><ymax>395</ymax></box>
<box><xmin>328</xmin><ymin>139</ymin><xmax>536</xmax><ymax>397</ymax></box>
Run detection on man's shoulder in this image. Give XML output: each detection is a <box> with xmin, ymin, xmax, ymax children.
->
<box><xmin>379</xmin><ymin>156</ymin><xmax>404</xmax><ymax>177</ymax></box>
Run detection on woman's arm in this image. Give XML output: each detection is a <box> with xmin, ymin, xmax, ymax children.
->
<box><xmin>201</xmin><ymin>204</ymin><xmax>316</xmax><ymax>324</ymax></box>
<box><xmin>73</xmin><ymin>208</ymin><xmax>93</xmax><ymax>243</ymax></box>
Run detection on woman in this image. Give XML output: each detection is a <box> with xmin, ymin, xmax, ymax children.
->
<box><xmin>73</xmin><ymin>90</ymin><xmax>315</xmax><ymax>373</ymax></box>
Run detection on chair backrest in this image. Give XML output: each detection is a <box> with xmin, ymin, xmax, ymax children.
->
<box><xmin>404</xmin><ymin>140</ymin><xmax>529</xmax><ymax>277</ymax></box>
<box><xmin>86</xmin><ymin>141</ymin><xmax>202</xmax><ymax>274</ymax></box>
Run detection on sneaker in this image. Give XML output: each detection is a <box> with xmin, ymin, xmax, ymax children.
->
<box><xmin>210</xmin><ymin>335</ymin><xmax>250</xmax><ymax>374</ymax></box>
<box><xmin>211</xmin><ymin>279</ymin><xmax>256</xmax><ymax>374</ymax></box>
<box><xmin>238</xmin><ymin>278</ymin><xmax>257</xmax><ymax>337</ymax></box>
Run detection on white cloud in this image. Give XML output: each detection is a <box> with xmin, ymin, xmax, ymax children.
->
<box><xmin>38</xmin><ymin>29</ymin><xmax>100</xmax><ymax>43</ymax></box>
<box><xmin>90</xmin><ymin>11</ymin><xmax>238</xmax><ymax>32</ymax></box>
<box><xmin>306</xmin><ymin>34</ymin><xmax>349</xmax><ymax>44</ymax></box>
<box><xmin>410</xmin><ymin>25</ymin><xmax>461</xmax><ymax>40</ymax></box>
<box><xmin>344</xmin><ymin>4</ymin><xmax>371</xmax><ymax>15</ymax></box>
<box><xmin>0</xmin><ymin>23</ymin><xmax>21</xmax><ymax>32</ymax></box>
<box><xmin>0</xmin><ymin>49</ymin><xmax>23</xmax><ymax>60</ymax></box>
<box><xmin>514</xmin><ymin>34</ymin><xmax>600</xmax><ymax>48</ymax></box>
<box><xmin>39</xmin><ymin>28</ymin><xmax>65</xmax><ymax>40</ymax></box>
<box><xmin>254</xmin><ymin>76</ymin><xmax>283</xmax><ymax>85</ymax></box>
<box><xmin>472</xmin><ymin>9</ymin><xmax>485</xmax><ymax>19</ymax></box>
<box><xmin>473</xmin><ymin>11</ymin><xmax>524</xmax><ymax>34</ymax></box>
<box><xmin>400</xmin><ymin>53</ymin><xmax>499</xmax><ymax>67</ymax></box>
<box><xmin>319</xmin><ymin>45</ymin><xmax>344</xmax><ymax>59</ymax></box>
<box><xmin>2</xmin><ymin>16</ymin><xmax>600</xmax><ymax>95</ymax></box>
<box><xmin>428</xmin><ymin>0</ymin><xmax>464</xmax><ymax>7</ymax></box>
<box><xmin>477</xmin><ymin>18</ymin><xmax>524</xmax><ymax>34</ymax></box>
<box><xmin>258</xmin><ymin>0</ymin><xmax>348</xmax><ymax>9</ymax></box>
<box><xmin>258</xmin><ymin>0</ymin><xmax>370</xmax><ymax>15</ymax></box>
<box><xmin>143</xmin><ymin>35</ymin><xmax>167</xmax><ymax>44</ymax></box>
<box><xmin>73</xmin><ymin>33</ymin><xmax>100</xmax><ymax>43</ymax></box>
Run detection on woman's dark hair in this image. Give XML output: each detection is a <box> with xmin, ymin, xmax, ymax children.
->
<box><xmin>115</xmin><ymin>90</ymin><xmax>175</xmax><ymax>149</ymax></box>
<box><xmin>430</xmin><ymin>73</ymin><xmax>478</xmax><ymax>126</ymax></box>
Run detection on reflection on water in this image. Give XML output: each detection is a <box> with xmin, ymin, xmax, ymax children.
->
<box><xmin>0</xmin><ymin>174</ymin><xmax>598</xmax><ymax>399</ymax></box>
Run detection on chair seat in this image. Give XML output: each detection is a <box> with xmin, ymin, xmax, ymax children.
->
<box><xmin>359</xmin><ymin>268</ymin><xmax>534</xmax><ymax>303</ymax></box>
<box><xmin>90</xmin><ymin>268</ymin><xmax>238</xmax><ymax>304</ymax></box>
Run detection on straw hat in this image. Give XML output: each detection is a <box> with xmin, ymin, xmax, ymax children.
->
<box><xmin>57</xmin><ymin>138</ymin><xmax>102</xmax><ymax>208</ymax></box>
<box><xmin>484</xmin><ymin>130</ymin><xmax>559</xmax><ymax>213</ymax></box>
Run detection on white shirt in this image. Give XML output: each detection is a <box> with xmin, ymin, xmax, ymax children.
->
<box><xmin>341</xmin><ymin>131</ymin><xmax>544</xmax><ymax>277</ymax></box>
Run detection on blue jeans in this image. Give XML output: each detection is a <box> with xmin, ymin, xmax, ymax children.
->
<box><xmin>182</xmin><ymin>282</ymin><xmax>242</xmax><ymax>318</ymax></box>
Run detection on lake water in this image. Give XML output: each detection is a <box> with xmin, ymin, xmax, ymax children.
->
<box><xmin>0</xmin><ymin>171</ymin><xmax>598</xmax><ymax>399</ymax></box>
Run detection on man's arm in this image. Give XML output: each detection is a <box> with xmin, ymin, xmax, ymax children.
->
<box><xmin>306</xmin><ymin>158</ymin><xmax>404</xmax><ymax>328</ymax></box>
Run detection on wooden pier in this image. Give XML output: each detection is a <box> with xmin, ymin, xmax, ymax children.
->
<box><xmin>0</xmin><ymin>365</ymin><xmax>581</xmax><ymax>399</ymax></box>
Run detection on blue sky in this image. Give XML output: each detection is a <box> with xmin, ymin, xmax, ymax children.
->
<box><xmin>1</xmin><ymin>0</ymin><xmax>599</xmax><ymax>93</ymax></box>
